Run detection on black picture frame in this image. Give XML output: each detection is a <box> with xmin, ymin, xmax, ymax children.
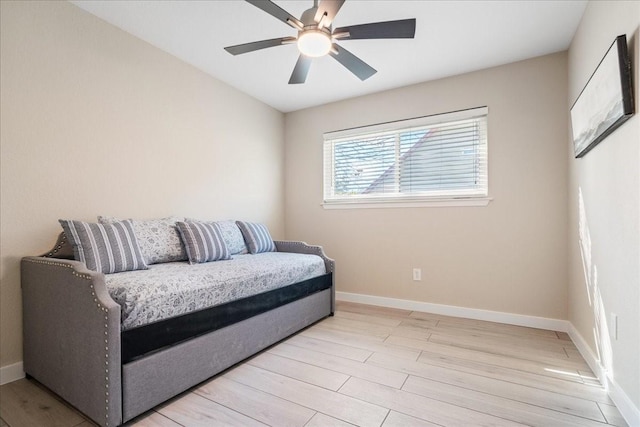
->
<box><xmin>570</xmin><ymin>34</ymin><xmax>634</xmax><ymax>158</ymax></box>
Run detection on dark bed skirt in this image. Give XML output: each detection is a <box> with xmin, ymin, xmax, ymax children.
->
<box><xmin>121</xmin><ymin>273</ymin><xmax>332</xmax><ymax>363</ymax></box>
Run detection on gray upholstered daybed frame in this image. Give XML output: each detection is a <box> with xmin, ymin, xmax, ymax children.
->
<box><xmin>21</xmin><ymin>233</ymin><xmax>335</xmax><ymax>427</ymax></box>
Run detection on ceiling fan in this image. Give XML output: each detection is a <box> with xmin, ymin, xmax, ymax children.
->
<box><xmin>224</xmin><ymin>0</ymin><xmax>416</xmax><ymax>84</ymax></box>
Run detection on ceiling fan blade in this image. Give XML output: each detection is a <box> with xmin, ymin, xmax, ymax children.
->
<box><xmin>224</xmin><ymin>37</ymin><xmax>295</xmax><ymax>55</ymax></box>
<box><xmin>314</xmin><ymin>0</ymin><xmax>345</xmax><ymax>27</ymax></box>
<box><xmin>330</xmin><ymin>44</ymin><xmax>377</xmax><ymax>81</ymax></box>
<box><xmin>245</xmin><ymin>0</ymin><xmax>303</xmax><ymax>29</ymax></box>
<box><xmin>334</xmin><ymin>18</ymin><xmax>416</xmax><ymax>40</ymax></box>
<box><xmin>289</xmin><ymin>55</ymin><xmax>313</xmax><ymax>84</ymax></box>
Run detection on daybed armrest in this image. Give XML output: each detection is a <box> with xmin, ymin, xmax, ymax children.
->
<box><xmin>274</xmin><ymin>241</ymin><xmax>335</xmax><ymax>314</ymax></box>
<box><xmin>21</xmin><ymin>257</ymin><xmax>122</xmax><ymax>427</ymax></box>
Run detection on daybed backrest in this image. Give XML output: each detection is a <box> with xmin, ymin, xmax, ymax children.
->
<box><xmin>41</xmin><ymin>232</ymin><xmax>74</xmax><ymax>259</ymax></box>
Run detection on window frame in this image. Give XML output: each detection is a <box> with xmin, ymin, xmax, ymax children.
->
<box><xmin>322</xmin><ymin>106</ymin><xmax>491</xmax><ymax>209</ymax></box>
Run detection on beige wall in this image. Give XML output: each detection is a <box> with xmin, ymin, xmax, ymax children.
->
<box><xmin>0</xmin><ymin>1</ymin><xmax>284</xmax><ymax>368</ymax></box>
<box><xmin>567</xmin><ymin>1</ymin><xmax>640</xmax><ymax>410</ymax></box>
<box><xmin>284</xmin><ymin>53</ymin><xmax>569</xmax><ymax>320</ymax></box>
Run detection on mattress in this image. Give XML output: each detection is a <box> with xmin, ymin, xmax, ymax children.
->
<box><xmin>105</xmin><ymin>252</ymin><xmax>326</xmax><ymax>330</ymax></box>
<box><xmin>121</xmin><ymin>274</ymin><xmax>332</xmax><ymax>363</ymax></box>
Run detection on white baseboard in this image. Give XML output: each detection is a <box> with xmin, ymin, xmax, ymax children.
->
<box><xmin>568</xmin><ymin>323</ymin><xmax>640</xmax><ymax>427</ymax></box>
<box><xmin>601</xmin><ymin>375</ymin><xmax>640</xmax><ymax>426</ymax></box>
<box><xmin>566</xmin><ymin>323</ymin><xmax>606</xmax><ymax>383</ymax></box>
<box><xmin>608</xmin><ymin>375</ymin><xmax>640</xmax><ymax>427</ymax></box>
<box><xmin>336</xmin><ymin>291</ymin><xmax>569</xmax><ymax>332</ymax></box>
<box><xmin>0</xmin><ymin>361</ymin><xmax>25</xmax><ymax>385</ymax></box>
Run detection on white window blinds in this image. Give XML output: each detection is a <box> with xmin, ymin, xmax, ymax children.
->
<box><xmin>323</xmin><ymin>107</ymin><xmax>488</xmax><ymax>205</ymax></box>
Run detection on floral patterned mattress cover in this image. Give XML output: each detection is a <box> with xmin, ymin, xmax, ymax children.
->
<box><xmin>104</xmin><ymin>252</ymin><xmax>327</xmax><ymax>331</ymax></box>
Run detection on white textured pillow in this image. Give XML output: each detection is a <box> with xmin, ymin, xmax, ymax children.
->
<box><xmin>98</xmin><ymin>216</ymin><xmax>187</xmax><ymax>264</ymax></box>
<box><xmin>215</xmin><ymin>220</ymin><xmax>248</xmax><ymax>255</ymax></box>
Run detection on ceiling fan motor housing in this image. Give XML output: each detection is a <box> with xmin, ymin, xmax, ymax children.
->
<box><xmin>299</xmin><ymin>6</ymin><xmax>332</xmax><ymax>36</ymax></box>
<box><xmin>301</xmin><ymin>6</ymin><xmax>327</xmax><ymax>29</ymax></box>
<box><xmin>297</xmin><ymin>6</ymin><xmax>332</xmax><ymax>57</ymax></box>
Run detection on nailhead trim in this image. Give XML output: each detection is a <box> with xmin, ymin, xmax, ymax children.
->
<box><xmin>24</xmin><ymin>258</ymin><xmax>112</xmax><ymax>426</ymax></box>
<box><xmin>44</xmin><ymin>234</ymin><xmax>68</xmax><ymax>257</ymax></box>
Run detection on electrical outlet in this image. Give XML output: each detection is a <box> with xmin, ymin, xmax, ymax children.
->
<box><xmin>413</xmin><ymin>268</ymin><xmax>422</xmax><ymax>281</ymax></box>
<box><xmin>611</xmin><ymin>313</ymin><xmax>618</xmax><ymax>340</ymax></box>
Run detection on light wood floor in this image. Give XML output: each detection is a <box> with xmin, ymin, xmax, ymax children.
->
<box><xmin>0</xmin><ymin>301</ymin><xmax>628</xmax><ymax>427</ymax></box>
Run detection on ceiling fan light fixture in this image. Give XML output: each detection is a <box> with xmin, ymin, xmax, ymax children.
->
<box><xmin>297</xmin><ymin>30</ymin><xmax>332</xmax><ymax>57</ymax></box>
<box><xmin>225</xmin><ymin>0</ymin><xmax>417</xmax><ymax>84</ymax></box>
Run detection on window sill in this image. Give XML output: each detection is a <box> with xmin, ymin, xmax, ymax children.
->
<box><xmin>322</xmin><ymin>197</ymin><xmax>493</xmax><ymax>209</ymax></box>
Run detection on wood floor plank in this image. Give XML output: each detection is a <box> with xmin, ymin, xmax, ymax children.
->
<box><xmin>406</xmin><ymin>311</ymin><xmax>447</xmax><ymax>323</ymax></box>
<box><xmin>334</xmin><ymin>310</ymin><xmax>404</xmax><ymax>327</ymax></box>
<box><xmin>403</xmin><ymin>375</ymin><xmax>610</xmax><ymax>427</ymax></box>
<box><xmin>302</xmin><ymin>326</ymin><xmax>421</xmax><ymax>361</ymax></box>
<box><xmin>424</xmin><ymin>321</ymin><xmax>575</xmax><ymax>351</ymax></box>
<box><xmin>381</xmin><ymin>410</ymin><xmax>441</xmax><ymax>427</ymax></box>
<box><xmin>304</xmin><ymin>412</ymin><xmax>357</xmax><ymax>427</ymax></box>
<box><xmin>284</xmin><ymin>334</ymin><xmax>373</xmax><ymax>362</ymax></box>
<box><xmin>578</xmin><ymin>369</ymin><xmax>602</xmax><ymax>386</ymax></box>
<box><xmin>269</xmin><ymin>342</ymin><xmax>408</xmax><ymax>388</ymax></box>
<box><xmin>410</xmin><ymin>311</ymin><xmax>558</xmax><ymax>339</ymax></box>
<box><xmin>225</xmin><ymin>364</ymin><xmax>389</xmax><ymax>427</ymax></box>
<box><xmin>397</xmin><ymin>318</ymin><xmax>440</xmax><ymax>331</ymax></box>
<box><xmin>564</xmin><ymin>346</ymin><xmax>589</xmax><ymax>361</ymax></box>
<box><xmin>248</xmin><ymin>351</ymin><xmax>350</xmax><ymax>391</ymax></box>
<box><xmin>305</xmin><ymin>324</ymin><xmax>386</xmax><ymax>344</ymax></box>
<box><xmin>402</xmin><ymin>330</ymin><xmax>571</xmax><ymax>362</ymax></box>
<box><xmin>339</xmin><ymin>376</ymin><xmax>527</xmax><ymax>427</ymax></box>
<box><xmin>556</xmin><ymin>331</ymin><xmax>573</xmax><ymax>341</ymax></box>
<box><xmin>412</xmin><ymin>340</ymin><xmax>589</xmax><ymax>384</ymax></box>
<box><xmin>412</xmin><ymin>347</ymin><xmax>613</xmax><ymax>404</ymax></box>
<box><xmin>157</xmin><ymin>392</ymin><xmax>266</xmax><ymax>427</ymax></box>
<box><xmin>315</xmin><ymin>318</ymin><xmax>393</xmax><ymax>339</ymax></box>
<box><xmin>437</xmin><ymin>318</ymin><xmax>560</xmax><ymax>339</ymax></box>
<box><xmin>129</xmin><ymin>411</ymin><xmax>182</xmax><ymax>426</ymax></box>
<box><xmin>428</xmin><ymin>331</ymin><xmax>576</xmax><ymax>361</ymax></box>
<box><xmin>388</xmin><ymin>325</ymin><xmax>433</xmax><ymax>342</ymax></box>
<box><xmin>388</xmin><ymin>333</ymin><xmax>591</xmax><ymax>372</ymax></box>
<box><xmin>367</xmin><ymin>351</ymin><xmax>606</xmax><ymax>422</ymax></box>
<box><xmin>195</xmin><ymin>376</ymin><xmax>315</xmax><ymax>427</ymax></box>
<box><xmin>399</xmin><ymin>318</ymin><xmax>575</xmax><ymax>360</ymax></box>
<box><xmin>598</xmin><ymin>402</ymin><xmax>629</xmax><ymax>427</ymax></box>
<box><xmin>0</xmin><ymin>379</ymin><xmax>86</xmax><ymax>427</ymax></box>
<box><xmin>336</xmin><ymin>301</ymin><xmax>412</xmax><ymax>319</ymax></box>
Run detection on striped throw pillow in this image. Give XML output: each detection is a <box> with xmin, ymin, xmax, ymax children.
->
<box><xmin>176</xmin><ymin>221</ymin><xmax>231</xmax><ymax>264</ymax></box>
<box><xmin>59</xmin><ymin>219</ymin><xmax>148</xmax><ymax>274</ymax></box>
<box><xmin>236</xmin><ymin>221</ymin><xmax>276</xmax><ymax>254</ymax></box>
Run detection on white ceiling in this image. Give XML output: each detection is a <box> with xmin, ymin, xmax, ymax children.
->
<box><xmin>71</xmin><ymin>0</ymin><xmax>587</xmax><ymax>113</ymax></box>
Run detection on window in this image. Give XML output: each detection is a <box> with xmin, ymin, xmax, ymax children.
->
<box><xmin>323</xmin><ymin>107</ymin><xmax>489</xmax><ymax>208</ymax></box>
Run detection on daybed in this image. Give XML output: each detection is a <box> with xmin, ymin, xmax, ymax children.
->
<box><xmin>21</xmin><ymin>218</ymin><xmax>334</xmax><ymax>427</ymax></box>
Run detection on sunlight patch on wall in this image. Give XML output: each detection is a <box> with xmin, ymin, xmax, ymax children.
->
<box><xmin>578</xmin><ymin>187</ymin><xmax>613</xmax><ymax>386</ymax></box>
<box><xmin>578</xmin><ymin>188</ymin><xmax>593</xmax><ymax>306</ymax></box>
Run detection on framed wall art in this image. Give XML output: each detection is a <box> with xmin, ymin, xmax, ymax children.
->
<box><xmin>570</xmin><ymin>34</ymin><xmax>634</xmax><ymax>158</ymax></box>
